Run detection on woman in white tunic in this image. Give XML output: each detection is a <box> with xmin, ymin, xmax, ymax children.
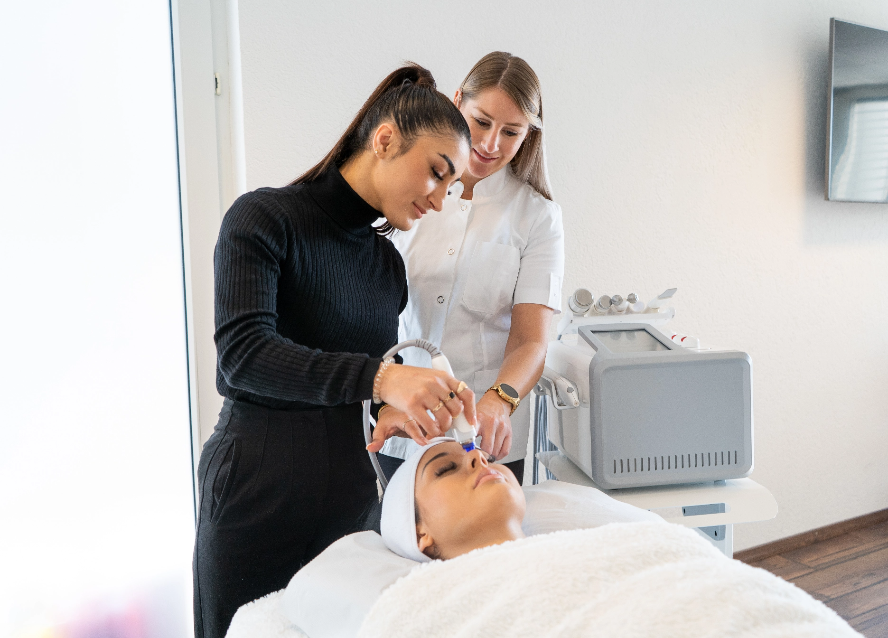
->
<box><xmin>367</xmin><ymin>52</ymin><xmax>564</xmax><ymax>484</ymax></box>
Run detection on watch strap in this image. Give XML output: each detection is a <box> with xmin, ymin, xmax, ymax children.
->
<box><xmin>488</xmin><ymin>384</ymin><xmax>519</xmax><ymax>416</ymax></box>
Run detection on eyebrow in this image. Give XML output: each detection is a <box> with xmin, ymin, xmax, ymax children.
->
<box><xmin>421</xmin><ymin>451</ymin><xmax>451</xmax><ymax>477</ymax></box>
<box><xmin>437</xmin><ymin>153</ymin><xmax>456</xmax><ymax>176</ymax></box>
<box><xmin>476</xmin><ymin>107</ymin><xmax>526</xmax><ymax>129</ymax></box>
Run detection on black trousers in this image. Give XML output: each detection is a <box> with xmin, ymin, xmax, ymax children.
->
<box><xmin>192</xmin><ymin>399</ymin><xmax>377</xmax><ymax>638</ymax></box>
<box><xmin>377</xmin><ymin>452</ymin><xmax>525</xmax><ymax>486</ymax></box>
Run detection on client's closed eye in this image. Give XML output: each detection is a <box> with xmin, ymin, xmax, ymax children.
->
<box><xmin>435</xmin><ymin>461</ymin><xmax>458</xmax><ymax>477</ymax></box>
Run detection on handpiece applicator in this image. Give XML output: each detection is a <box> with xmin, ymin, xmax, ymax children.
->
<box><xmin>363</xmin><ymin>339</ymin><xmax>478</xmax><ymax>488</ymax></box>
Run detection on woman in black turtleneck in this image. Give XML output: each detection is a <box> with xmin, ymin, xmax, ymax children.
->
<box><xmin>193</xmin><ymin>65</ymin><xmax>473</xmax><ymax>638</ymax></box>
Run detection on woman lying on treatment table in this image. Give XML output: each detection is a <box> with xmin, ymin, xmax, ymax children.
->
<box><xmin>364</xmin><ymin>439</ymin><xmax>859</xmax><ymax>637</ymax></box>
<box><xmin>381</xmin><ymin>438</ymin><xmax>525</xmax><ymax>562</ymax></box>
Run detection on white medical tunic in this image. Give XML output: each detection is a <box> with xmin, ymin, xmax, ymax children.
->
<box><xmin>382</xmin><ymin>166</ymin><xmax>564</xmax><ymax>464</ymax></box>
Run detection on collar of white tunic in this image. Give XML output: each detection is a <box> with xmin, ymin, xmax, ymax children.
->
<box><xmin>456</xmin><ymin>164</ymin><xmax>511</xmax><ymax>202</ymax></box>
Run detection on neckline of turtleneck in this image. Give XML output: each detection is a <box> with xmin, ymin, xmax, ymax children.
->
<box><xmin>308</xmin><ymin>167</ymin><xmax>383</xmax><ymax>236</ymax></box>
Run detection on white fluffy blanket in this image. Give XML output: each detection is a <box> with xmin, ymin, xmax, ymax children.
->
<box><xmin>226</xmin><ymin>590</ymin><xmax>307</xmax><ymax>638</ymax></box>
<box><xmin>358</xmin><ymin>522</ymin><xmax>860</xmax><ymax>638</ymax></box>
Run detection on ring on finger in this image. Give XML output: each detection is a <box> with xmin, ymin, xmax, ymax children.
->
<box><xmin>443</xmin><ymin>391</ymin><xmax>456</xmax><ymax>402</ymax></box>
<box><xmin>431</xmin><ymin>400</ymin><xmax>445</xmax><ymax>413</ymax></box>
<box><xmin>402</xmin><ymin>417</ymin><xmax>416</xmax><ymax>428</ymax></box>
<box><xmin>455</xmin><ymin>381</ymin><xmax>468</xmax><ymax>394</ymax></box>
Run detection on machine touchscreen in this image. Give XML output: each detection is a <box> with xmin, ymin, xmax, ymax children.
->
<box><xmin>596</xmin><ymin>329</ymin><xmax>670</xmax><ymax>353</ymax></box>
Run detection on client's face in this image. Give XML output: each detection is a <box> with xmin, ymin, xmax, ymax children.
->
<box><xmin>414</xmin><ymin>442</ymin><xmax>526</xmax><ymax>560</ymax></box>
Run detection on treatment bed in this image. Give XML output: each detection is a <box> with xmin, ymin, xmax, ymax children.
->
<box><xmin>225</xmin><ymin>481</ymin><xmax>859</xmax><ymax>638</ymax></box>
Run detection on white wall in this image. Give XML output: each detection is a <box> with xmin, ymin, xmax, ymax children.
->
<box><xmin>227</xmin><ymin>0</ymin><xmax>888</xmax><ymax>551</ymax></box>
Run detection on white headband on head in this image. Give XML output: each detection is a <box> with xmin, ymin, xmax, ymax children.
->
<box><xmin>380</xmin><ymin>437</ymin><xmax>455</xmax><ymax>562</ymax></box>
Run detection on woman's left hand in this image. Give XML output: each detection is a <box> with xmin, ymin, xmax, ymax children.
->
<box><xmin>365</xmin><ymin>406</ymin><xmax>417</xmax><ymax>453</ymax></box>
<box><xmin>476</xmin><ymin>392</ymin><xmax>512</xmax><ymax>461</ymax></box>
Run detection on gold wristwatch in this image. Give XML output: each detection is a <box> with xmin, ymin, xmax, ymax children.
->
<box><xmin>487</xmin><ymin>383</ymin><xmax>520</xmax><ymax>416</ymax></box>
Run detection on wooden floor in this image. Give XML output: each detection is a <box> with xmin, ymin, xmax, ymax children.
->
<box><xmin>741</xmin><ymin>518</ymin><xmax>888</xmax><ymax>637</ymax></box>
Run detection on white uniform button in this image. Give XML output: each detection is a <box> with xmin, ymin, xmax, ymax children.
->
<box><xmin>460</xmin><ymin>203</ymin><xmax>468</xmax><ymax>211</ymax></box>
<box><xmin>437</xmin><ymin>296</ymin><xmax>445</xmax><ymax>304</ymax></box>
<box><xmin>447</xmin><ymin>248</ymin><xmax>455</xmax><ymax>255</ymax></box>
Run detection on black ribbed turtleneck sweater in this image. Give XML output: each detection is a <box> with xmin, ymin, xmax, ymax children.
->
<box><xmin>213</xmin><ymin>168</ymin><xmax>407</xmax><ymax>410</ymax></box>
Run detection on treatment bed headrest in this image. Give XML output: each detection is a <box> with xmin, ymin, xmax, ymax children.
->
<box><xmin>380</xmin><ymin>437</ymin><xmax>454</xmax><ymax>562</ymax></box>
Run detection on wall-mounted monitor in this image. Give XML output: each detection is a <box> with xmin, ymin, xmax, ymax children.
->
<box><xmin>826</xmin><ymin>19</ymin><xmax>888</xmax><ymax>203</ymax></box>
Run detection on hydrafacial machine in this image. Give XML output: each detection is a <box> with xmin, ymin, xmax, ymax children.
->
<box><xmin>363</xmin><ymin>339</ymin><xmax>477</xmax><ymax>489</ymax></box>
<box><xmin>536</xmin><ymin>288</ymin><xmax>753</xmax><ymax>490</ymax></box>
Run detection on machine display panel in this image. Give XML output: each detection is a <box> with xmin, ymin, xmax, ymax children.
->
<box><xmin>594</xmin><ymin>329</ymin><xmax>670</xmax><ymax>353</ymax></box>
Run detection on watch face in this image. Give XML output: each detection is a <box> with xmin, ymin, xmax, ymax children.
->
<box><xmin>500</xmin><ymin>383</ymin><xmax>519</xmax><ymax>400</ymax></box>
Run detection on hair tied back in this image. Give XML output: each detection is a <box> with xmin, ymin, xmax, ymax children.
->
<box><xmin>290</xmin><ymin>62</ymin><xmax>470</xmax><ymax>234</ymax></box>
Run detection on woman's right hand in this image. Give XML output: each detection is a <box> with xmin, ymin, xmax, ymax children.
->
<box><xmin>377</xmin><ymin>363</ymin><xmax>476</xmax><ymax>446</ymax></box>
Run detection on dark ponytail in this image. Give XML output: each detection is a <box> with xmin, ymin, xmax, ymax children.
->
<box><xmin>291</xmin><ymin>64</ymin><xmax>471</xmax><ymax>233</ymax></box>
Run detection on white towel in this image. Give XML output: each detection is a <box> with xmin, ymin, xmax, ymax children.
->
<box><xmin>358</xmin><ymin>522</ymin><xmax>860</xmax><ymax>638</ymax></box>
<box><xmin>381</xmin><ymin>438</ymin><xmax>455</xmax><ymax>562</ymax></box>
<box><xmin>225</xmin><ymin>589</ymin><xmax>307</xmax><ymax>638</ymax></box>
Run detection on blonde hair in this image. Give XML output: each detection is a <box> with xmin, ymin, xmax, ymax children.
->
<box><xmin>459</xmin><ymin>52</ymin><xmax>551</xmax><ymax>200</ymax></box>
